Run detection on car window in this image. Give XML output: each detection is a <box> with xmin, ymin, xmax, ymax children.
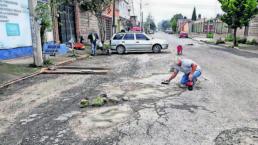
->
<box><xmin>136</xmin><ymin>34</ymin><xmax>149</xmax><ymax>40</ymax></box>
<box><xmin>113</xmin><ymin>34</ymin><xmax>125</xmax><ymax>40</ymax></box>
<box><xmin>123</xmin><ymin>34</ymin><xmax>135</xmax><ymax>40</ymax></box>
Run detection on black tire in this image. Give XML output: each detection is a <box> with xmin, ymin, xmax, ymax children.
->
<box><xmin>152</xmin><ymin>44</ymin><xmax>162</xmax><ymax>53</ymax></box>
<box><xmin>116</xmin><ymin>45</ymin><xmax>125</xmax><ymax>54</ymax></box>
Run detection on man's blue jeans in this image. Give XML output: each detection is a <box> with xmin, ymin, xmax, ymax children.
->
<box><xmin>91</xmin><ymin>41</ymin><xmax>97</xmax><ymax>55</ymax></box>
<box><xmin>180</xmin><ymin>70</ymin><xmax>202</xmax><ymax>85</ymax></box>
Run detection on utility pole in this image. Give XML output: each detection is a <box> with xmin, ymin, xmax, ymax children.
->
<box><xmin>140</xmin><ymin>0</ymin><xmax>142</xmax><ymax>32</ymax></box>
<box><xmin>29</xmin><ymin>0</ymin><xmax>43</xmax><ymax>66</ymax></box>
<box><xmin>112</xmin><ymin>0</ymin><xmax>116</xmax><ymax>35</ymax></box>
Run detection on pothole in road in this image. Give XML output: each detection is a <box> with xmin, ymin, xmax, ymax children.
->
<box><xmin>70</xmin><ymin>104</ymin><xmax>132</xmax><ymax>140</ymax></box>
<box><xmin>214</xmin><ymin>127</ymin><xmax>258</xmax><ymax>145</ymax></box>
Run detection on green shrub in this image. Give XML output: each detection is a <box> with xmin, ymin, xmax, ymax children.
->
<box><xmin>247</xmin><ymin>39</ymin><xmax>258</xmax><ymax>45</ymax></box>
<box><xmin>43</xmin><ymin>59</ymin><xmax>53</xmax><ymax>65</ymax></box>
<box><xmin>246</xmin><ymin>40</ymin><xmax>252</xmax><ymax>45</ymax></box>
<box><xmin>238</xmin><ymin>38</ymin><xmax>247</xmax><ymax>44</ymax></box>
<box><xmin>207</xmin><ymin>32</ymin><xmax>214</xmax><ymax>38</ymax></box>
<box><xmin>225</xmin><ymin>34</ymin><xmax>233</xmax><ymax>42</ymax></box>
<box><xmin>251</xmin><ymin>39</ymin><xmax>257</xmax><ymax>45</ymax></box>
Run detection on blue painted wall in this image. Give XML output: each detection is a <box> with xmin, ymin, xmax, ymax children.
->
<box><xmin>0</xmin><ymin>46</ymin><xmax>33</xmax><ymax>60</ymax></box>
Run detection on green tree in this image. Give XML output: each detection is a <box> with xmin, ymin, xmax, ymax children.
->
<box><xmin>218</xmin><ymin>0</ymin><xmax>258</xmax><ymax>46</ymax></box>
<box><xmin>160</xmin><ymin>20</ymin><xmax>171</xmax><ymax>31</ymax></box>
<box><xmin>171</xmin><ymin>18</ymin><xmax>177</xmax><ymax>32</ymax></box>
<box><xmin>36</xmin><ymin>0</ymin><xmax>71</xmax><ymax>46</ymax></box>
<box><xmin>191</xmin><ymin>7</ymin><xmax>197</xmax><ymax>21</ymax></box>
<box><xmin>79</xmin><ymin>0</ymin><xmax>113</xmax><ymax>42</ymax></box>
<box><xmin>36</xmin><ymin>2</ymin><xmax>52</xmax><ymax>46</ymax></box>
<box><xmin>144</xmin><ymin>14</ymin><xmax>156</xmax><ymax>32</ymax></box>
<box><xmin>170</xmin><ymin>14</ymin><xmax>183</xmax><ymax>32</ymax></box>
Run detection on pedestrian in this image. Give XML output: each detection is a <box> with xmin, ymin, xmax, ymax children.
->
<box><xmin>80</xmin><ymin>35</ymin><xmax>84</xmax><ymax>43</ymax></box>
<box><xmin>88</xmin><ymin>32</ymin><xmax>99</xmax><ymax>56</ymax></box>
<box><xmin>177</xmin><ymin>45</ymin><xmax>183</xmax><ymax>55</ymax></box>
<box><xmin>162</xmin><ymin>58</ymin><xmax>202</xmax><ymax>91</ymax></box>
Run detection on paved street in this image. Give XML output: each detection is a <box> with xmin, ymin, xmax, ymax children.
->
<box><xmin>0</xmin><ymin>32</ymin><xmax>258</xmax><ymax>145</ymax></box>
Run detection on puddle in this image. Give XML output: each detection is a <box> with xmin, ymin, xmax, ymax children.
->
<box><xmin>70</xmin><ymin>104</ymin><xmax>132</xmax><ymax>139</ymax></box>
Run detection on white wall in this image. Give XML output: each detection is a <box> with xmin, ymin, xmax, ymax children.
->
<box><xmin>0</xmin><ymin>0</ymin><xmax>32</xmax><ymax>49</ymax></box>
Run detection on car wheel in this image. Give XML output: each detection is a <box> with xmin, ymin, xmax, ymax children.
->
<box><xmin>153</xmin><ymin>44</ymin><xmax>161</xmax><ymax>53</ymax></box>
<box><xmin>116</xmin><ymin>45</ymin><xmax>125</xmax><ymax>54</ymax></box>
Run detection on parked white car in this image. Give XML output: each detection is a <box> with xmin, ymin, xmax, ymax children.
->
<box><xmin>110</xmin><ymin>32</ymin><xmax>168</xmax><ymax>54</ymax></box>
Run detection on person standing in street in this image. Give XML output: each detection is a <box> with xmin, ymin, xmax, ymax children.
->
<box><xmin>88</xmin><ymin>32</ymin><xmax>99</xmax><ymax>56</ymax></box>
<box><xmin>162</xmin><ymin>58</ymin><xmax>202</xmax><ymax>90</ymax></box>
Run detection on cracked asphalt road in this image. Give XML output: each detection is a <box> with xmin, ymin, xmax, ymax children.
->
<box><xmin>0</xmin><ymin>32</ymin><xmax>258</xmax><ymax>145</ymax></box>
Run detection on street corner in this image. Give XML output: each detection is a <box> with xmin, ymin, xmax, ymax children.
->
<box><xmin>69</xmin><ymin>104</ymin><xmax>133</xmax><ymax>140</ymax></box>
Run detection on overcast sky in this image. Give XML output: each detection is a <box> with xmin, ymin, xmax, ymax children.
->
<box><xmin>131</xmin><ymin>0</ymin><xmax>224</xmax><ymax>23</ymax></box>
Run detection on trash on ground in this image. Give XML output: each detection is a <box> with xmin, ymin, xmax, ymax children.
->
<box><xmin>80</xmin><ymin>99</ymin><xmax>90</xmax><ymax>108</ymax></box>
<box><xmin>79</xmin><ymin>93</ymin><xmax>126</xmax><ymax>108</ymax></box>
<box><xmin>91</xmin><ymin>96</ymin><xmax>106</xmax><ymax>107</ymax></box>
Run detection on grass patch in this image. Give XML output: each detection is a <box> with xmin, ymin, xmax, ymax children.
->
<box><xmin>225</xmin><ymin>34</ymin><xmax>234</xmax><ymax>42</ymax></box>
<box><xmin>207</xmin><ymin>32</ymin><xmax>214</xmax><ymax>39</ymax></box>
<box><xmin>0</xmin><ymin>62</ymin><xmax>38</xmax><ymax>76</ymax></box>
<box><xmin>0</xmin><ymin>62</ymin><xmax>39</xmax><ymax>84</ymax></box>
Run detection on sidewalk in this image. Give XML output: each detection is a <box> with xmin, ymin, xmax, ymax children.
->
<box><xmin>190</xmin><ymin>34</ymin><xmax>258</xmax><ymax>54</ymax></box>
<box><xmin>0</xmin><ymin>49</ymin><xmax>89</xmax><ymax>87</ymax></box>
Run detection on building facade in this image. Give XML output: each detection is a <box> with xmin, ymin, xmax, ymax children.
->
<box><xmin>117</xmin><ymin>0</ymin><xmax>131</xmax><ymax>31</ymax></box>
<box><xmin>53</xmin><ymin>0</ymin><xmax>130</xmax><ymax>44</ymax></box>
<box><xmin>247</xmin><ymin>15</ymin><xmax>258</xmax><ymax>41</ymax></box>
<box><xmin>0</xmin><ymin>0</ymin><xmax>33</xmax><ymax>60</ymax></box>
<box><xmin>188</xmin><ymin>15</ymin><xmax>258</xmax><ymax>41</ymax></box>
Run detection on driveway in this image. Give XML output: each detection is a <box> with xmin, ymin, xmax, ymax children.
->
<box><xmin>0</xmin><ymin>32</ymin><xmax>257</xmax><ymax>145</ymax></box>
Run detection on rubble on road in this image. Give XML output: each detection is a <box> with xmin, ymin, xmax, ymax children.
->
<box><xmin>79</xmin><ymin>94</ymin><xmax>123</xmax><ymax>108</ymax></box>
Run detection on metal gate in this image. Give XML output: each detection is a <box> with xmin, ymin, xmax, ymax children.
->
<box><xmin>105</xmin><ymin>17</ymin><xmax>112</xmax><ymax>40</ymax></box>
<box><xmin>58</xmin><ymin>5</ymin><xmax>76</xmax><ymax>43</ymax></box>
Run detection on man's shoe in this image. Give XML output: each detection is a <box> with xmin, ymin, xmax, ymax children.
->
<box><xmin>188</xmin><ymin>86</ymin><xmax>193</xmax><ymax>91</ymax></box>
<box><xmin>161</xmin><ymin>80</ymin><xmax>170</xmax><ymax>85</ymax></box>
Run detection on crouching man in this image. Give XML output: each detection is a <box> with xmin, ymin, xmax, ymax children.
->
<box><xmin>162</xmin><ymin>58</ymin><xmax>202</xmax><ymax>90</ymax></box>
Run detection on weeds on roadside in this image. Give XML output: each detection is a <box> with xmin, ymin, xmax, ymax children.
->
<box><xmin>43</xmin><ymin>59</ymin><xmax>53</xmax><ymax>66</ymax></box>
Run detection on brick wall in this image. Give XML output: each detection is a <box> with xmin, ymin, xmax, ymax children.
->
<box><xmin>79</xmin><ymin>11</ymin><xmax>99</xmax><ymax>43</ymax></box>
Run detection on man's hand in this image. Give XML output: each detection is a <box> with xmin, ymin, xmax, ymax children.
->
<box><xmin>189</xmin><ymin>73</ymin><xmax>193</xmax><ymax>81</ymax></box>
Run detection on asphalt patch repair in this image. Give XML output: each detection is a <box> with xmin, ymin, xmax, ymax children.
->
<box><xmin>70</xmin><ymin>104</ymin><xmax>132</xmax><ymax>140</ymax></box>
<box><xmin>214</xmin><ymin>127</ymin><xmax>258</xmax><ymax>145</ymax></box>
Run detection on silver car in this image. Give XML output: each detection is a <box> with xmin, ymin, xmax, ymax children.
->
<box><xmin>111</xmin><ymin>32</ymin><xmax>168</xmax><ymax>54</ymax></box>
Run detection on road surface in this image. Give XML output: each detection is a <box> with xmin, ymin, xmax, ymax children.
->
<box><xmin>0</xmin><ymin>32</ymin><xmax>258</xmax><ymax>145</ymax></box>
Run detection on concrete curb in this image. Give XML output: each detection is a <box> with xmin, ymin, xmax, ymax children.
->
<box><xmin>0</xmin><ymin>54</ymin><xmax>89</xmax><ymax>89</ymax></box>
<box><xmin>191</xmin><ymin>38</ymin><xmax>258</xmax><ymax>55</ymax></box>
